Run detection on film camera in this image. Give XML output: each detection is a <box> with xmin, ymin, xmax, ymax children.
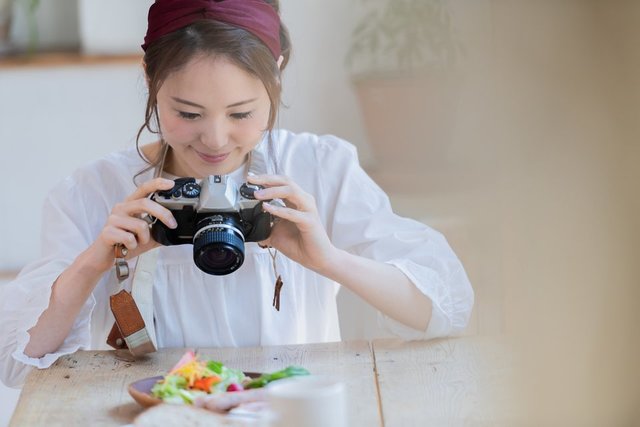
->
<box><xmin>150</xmin><ymin>175</ymin><xmax>278</xmax><ymax>275</ymax></box>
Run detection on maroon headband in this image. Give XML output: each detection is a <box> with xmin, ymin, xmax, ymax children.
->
<box><xmin>142</xmin><ymin>0</ymin><xmax>281</xmax><ymax>59</ymax></box>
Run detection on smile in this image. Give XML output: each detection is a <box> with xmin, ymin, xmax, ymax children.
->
<box><xmin>196</xmin><ymin>151</ymin><xmax>229</xmax><ymax>164</ymax></box>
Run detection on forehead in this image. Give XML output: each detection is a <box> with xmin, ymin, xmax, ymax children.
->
<box><xmin>159</xmin><ymin>55</ymin><xmax>266</xmax><ymax>103</ymax></box>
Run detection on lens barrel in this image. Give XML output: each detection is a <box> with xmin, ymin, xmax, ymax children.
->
<box><xmin>193</xmin><ymin>215</ymin><xmax>245</xmax><ymax>275</ymax></box>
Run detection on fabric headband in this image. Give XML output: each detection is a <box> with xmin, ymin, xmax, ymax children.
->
<box><xmin>142</xmin><ymin>0</ymin><xmax>281</xmax><ymax>59</ymax></box>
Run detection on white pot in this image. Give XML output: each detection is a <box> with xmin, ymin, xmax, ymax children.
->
<box><xmin>78</xmin><ymin>0</ymin><xmax>154</xmax><ymax>55</ymax></box>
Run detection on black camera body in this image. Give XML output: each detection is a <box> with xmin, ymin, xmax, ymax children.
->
<box><xmin>150</xmin><ymin>176</ymin><xmax>276</xmax><ymax>275</ymax></box>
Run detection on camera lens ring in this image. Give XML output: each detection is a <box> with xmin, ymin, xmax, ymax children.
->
<box><xmin>192</xmin><ymin>215</ymin><xmax>245</xmax><ymax>275</ymax></box>
<box><xmin>194</xmin><ymin>223</ymin><xmax>245</xmax><ymax>243</ymax></box>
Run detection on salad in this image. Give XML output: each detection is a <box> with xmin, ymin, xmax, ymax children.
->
<box><xmin>151</xmin><ymin>350</ymin><xmax>309</xmax><ymax>404</ymax></box>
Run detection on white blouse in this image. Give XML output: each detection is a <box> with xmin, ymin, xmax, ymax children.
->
<box><xmin>0</xmin><ymin>130</ymin><xmax>473</xmax><ymax>387</ymax></box>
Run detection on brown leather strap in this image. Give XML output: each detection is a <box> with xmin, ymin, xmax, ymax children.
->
<box><xmin>108</xmin><ymin>290</ymin><xmax>156</xmax><ymax>356</ymax></box>
<box><xmin>106</xmin><ymin>322</ymin><xmax>127</xmax><ymax>349</ymax></box>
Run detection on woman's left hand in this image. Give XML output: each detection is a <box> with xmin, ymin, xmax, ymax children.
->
<box><xmin>248</xmin><ymin>174</ymin><xmax>338</xmax><ymax>274</ymax></box>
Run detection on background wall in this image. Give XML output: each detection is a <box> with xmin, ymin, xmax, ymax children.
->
<box><xmin>0</xmin><ymin>0</ymin><xmax>370</xmax><ymax>270</ymax></box>
<box><xmin>1</xmin><ymin>0</ymin><xmax>639</xmax><ymax>425</ymax></box>
<box><xmin>0</xmin><ymin>2</ymin><xmax>374</xmax><ymax>424</ymax></box>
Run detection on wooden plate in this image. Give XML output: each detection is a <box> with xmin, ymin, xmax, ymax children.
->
<box><xmin>128</xmin><ymin>373</ymin><xmax>262</xmax><ymax>408</ymax></box>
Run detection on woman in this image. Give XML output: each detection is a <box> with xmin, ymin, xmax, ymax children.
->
<box><xmin>0</xmin><ymin>0</ymin><xmax>473</xmax><ymax>387</ymax></box>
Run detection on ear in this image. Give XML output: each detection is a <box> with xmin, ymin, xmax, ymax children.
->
<box><xmin>277</xmin><ymin>55</ymin><xmax>284</xmax><ymax>70</ymax></box>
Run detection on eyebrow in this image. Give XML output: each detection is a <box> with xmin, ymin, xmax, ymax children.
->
<box><xmin>171</xmin><ymin>96</ymin><xmax>258</xmax><ymax>109</ymax></box>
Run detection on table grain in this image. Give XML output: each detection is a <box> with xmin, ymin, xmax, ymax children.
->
<box><xmin>10</xmin><ymin>341</ymin><xmax>378</xmax><ymax>427</ymax></box>
<box><xmin>374</xmin><ymin>337</ymin><xmax>517</xmax><ymax>426</ymax></box>
<box><xmin>10</xmin><ymin>337</ymin><xmax>514</xmax><ymax>426</ymax></box>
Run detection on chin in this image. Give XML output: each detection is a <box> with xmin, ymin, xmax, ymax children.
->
<box><xmin>194</xmin><ymin>162</ymin><xmax>230</xmax><ymax>178</ymax></box>
<box><xmin>172</xmin><ymin>149</ymin><xmax>244</xmax><ymax>177</ymax></box>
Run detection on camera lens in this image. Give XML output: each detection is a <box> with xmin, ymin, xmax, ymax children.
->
<box><xmin>192</xmin><ymin>215</ymin><xmax>245</xmax><ymax>275</ymax></box>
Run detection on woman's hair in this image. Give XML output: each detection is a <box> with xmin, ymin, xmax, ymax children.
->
<box><xmin>135</xmin><ymin>0</ymin><xmax>291</xmax><ymax>181</ymax></box>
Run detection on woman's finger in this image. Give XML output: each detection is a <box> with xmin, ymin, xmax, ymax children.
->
<box><xmin>108</xmin><ymin>215</ymin><xmax>152</xmax><ymax>245</ymax></box>
<box><xmin>113</xmin><ymin>198</ymin><xmax>177</xmax><ymax>229</ymax></box>
<box><xmin>262</xmin><ymin>202</ymin><xmax>309</xmax><ymax>224</ymax></box>
<box><xmin>254</xmin><ymin>185</ymin><xmax>315</xmax><ymax>211</ymax></box>
<box><xmin>102</xmin><ymin>226</ymin><xmax>139</xmax><ymax>251</ymax></box>
<box><xmin>247</xmin><ymin>173</ymin><xmax>291</xmax><ymax>187</ymax></box>
<box><xmin>124</xmin><ymin>177</ymin><xmax>175</xmax><ymax>202</ymax></box>
<box><xmin>249</xmin><ymin>174</ymin><xmax>316</xmax><ymax>212</ymax></box>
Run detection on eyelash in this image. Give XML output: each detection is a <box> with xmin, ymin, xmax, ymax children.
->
<box><xmin>178</xmin><ymin>112</ymin><xmax>200</xmax><ymax>120</ymax></box>
<box><xmin>177</xmin><ymin>111</ymin><xmax>254</xmax><ymax>121</ymax></box>
<box><xmin>230</xmin><ymin>111</ymin><xmax>253</xmax><ymax>120</ymax></box>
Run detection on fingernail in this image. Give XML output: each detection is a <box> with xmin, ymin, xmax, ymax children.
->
<box><xmin>169</xmin><ymin>219</ymin><xmax>178</xmax><ymax>228</ymax></box>
<box><xmin>254</xmin><ymin>189</ymin><xmax>265</xmax><ymax>197</ymax></box>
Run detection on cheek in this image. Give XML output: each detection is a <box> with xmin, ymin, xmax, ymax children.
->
<box><xmin>161</xmin><ymin>116</ymin><xmax>199</xmax><ymax>143</ymax></box>
<box><xmin>233</xmin><ymin>119</ymin><xmax>267</xmax><ymax>146</ymax></box>
<box><xmin>243</xmin><ymin>106</ymin><xmax>271</xmax><ymax>135</ymax></box>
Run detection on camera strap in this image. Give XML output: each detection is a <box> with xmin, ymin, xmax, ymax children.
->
<box><xmin>107</xmin><ymin>145</ymin><xmax>170</xmax><ymax>355</ymax></box>
<box><xmin>106</xmin><ymin>248</ymin><xmax>159</xmax><ymax>356</ymax></box>
<box><xmin>106</xmin><ymin>139</ymin><xmax>277</xmax><ymax>352</ymax></box>
<box><xmin>250</xmin><ymin>139</ymin><xmax>285</xmax><ymax>311</ymax></box>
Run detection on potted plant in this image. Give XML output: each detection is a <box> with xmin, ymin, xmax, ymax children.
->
<box><xmin>346</xmin><ymin>0</ymin><xmax>464</xmax><ymax>182</ymax></box>
<box><xmin>0</xmin><ymin>0</ymin><xmax>41</xmax><ymax>56</ymax></box>
<box><xmin>0</xmin><ymin>0</ymin><xmax>12</xmax><ymax>55</ymax></box>
<box><xmin>23</xmin><ymin>0</ymin><xmax>39</xmax><ymax>54</ymax></box>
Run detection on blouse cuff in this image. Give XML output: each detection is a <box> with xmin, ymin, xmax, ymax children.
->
<box><xmin>9</xmin><ymin>265</ymin><xmax>96</xmax><ymax>370</ymax></box>
<box><xmin>379</xmin><ymin>258</ymin><xmax>472</xmax><ymax>340</ymax></box>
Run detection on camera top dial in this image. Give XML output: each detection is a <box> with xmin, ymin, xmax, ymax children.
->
<box><xmin>157</xmin><ymin>177</ymin><xmax>200</xmax><ymax>199</ymax></box>
<box><xmin>182</xmin><ymin>182</ymin><xmax>201</xmax><ymax>198</ymax></box>
<box><xmin>239</xmin><ymin>183</ymin><xmax>262</xmax><ymax>200</ymax></box>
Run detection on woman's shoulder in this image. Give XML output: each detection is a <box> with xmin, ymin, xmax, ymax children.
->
<box><xmin>273</xmin><ymin>129</ymin><xmax>359</xmax><ymax>167</ymax></box>
<box><xmin>275</xmin><ymin>129</ymin><xmax>356</xmax><ymax>151</ymax></box>
<box><xmin>86</xmin><ymin>146</ymin><xmax>149</xmax><ymax>176</ymax></box>
<box><xmin>50</xmin><ymin>146</ymin><xmax>146</xmax><ymax>201</ymax></box>
<box><xmin>68</xmin><ymin>146</ymin><xmax>147</xmax><ymax>179</ymax></box>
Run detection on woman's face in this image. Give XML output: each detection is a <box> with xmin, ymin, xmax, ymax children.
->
<box><xmin>156</xmin><ymin>55</ymin><xmax>271</xmax><ymax>178</ymax></box>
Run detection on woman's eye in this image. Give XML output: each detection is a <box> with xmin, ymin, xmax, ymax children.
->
<box><xmin>230</xmin><ymin>111</ymin><xmax>253</xmax><ymax>120</ymax></box>
<box><xmin>178</xmin><ymin>112</ymin><xmax>200</xmax><ymax>120</ymax></box>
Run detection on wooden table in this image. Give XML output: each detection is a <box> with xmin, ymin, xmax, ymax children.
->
<box><xmin>9</xmin><ymin>337</ymin><xmax>514</xmax><ymax>426</ymax></box>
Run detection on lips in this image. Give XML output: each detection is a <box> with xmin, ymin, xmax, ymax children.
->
<box><xmin>196</xmin><ymin>151</ymin><xmax>229</xmax><ymax>164</ymax></box>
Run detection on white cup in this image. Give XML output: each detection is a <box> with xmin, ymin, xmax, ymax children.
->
<box><xmin>265</xmin><ymin>376</ymin><xmax>348</xmax><ymax>427</ymax></box>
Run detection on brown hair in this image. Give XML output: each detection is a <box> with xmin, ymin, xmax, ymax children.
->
<box><xmin>135</xmin><ymin>0</ymin><xmax>291</xmax><ymax>182</ymax></box>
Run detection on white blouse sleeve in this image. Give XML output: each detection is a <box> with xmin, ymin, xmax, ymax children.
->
<box><xmin>0</xmin><ymin>176</ymin><xmax>103</xmax><ymax>387</ymax></box>
<box><xmin>314</xmin><ymin>136</ymin><xmax>474</xmax><ymax>340</ymax></box>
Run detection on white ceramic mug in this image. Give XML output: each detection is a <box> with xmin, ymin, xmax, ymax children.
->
<box><xmin>266</xmin><ymin>376</ymin><xmax>348</xmax><ymax>427</ymax></box>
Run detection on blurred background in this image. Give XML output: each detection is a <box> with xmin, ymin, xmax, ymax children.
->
<box><xmin>1</xmin><ymin>0</ymin><xmax>639</xmax><ymax>425</ymax></box>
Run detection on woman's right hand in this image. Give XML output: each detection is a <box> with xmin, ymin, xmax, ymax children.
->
<box><xmin>87</xmin><ymin>177</ymin><xmax>178</xmax><ymax>273</ymax></box>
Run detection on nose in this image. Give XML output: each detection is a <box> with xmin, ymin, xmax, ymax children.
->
<box><xmin>199</xmin><ymin>118</ymin><xmax>229</xmax><ymax>150</ymax></box>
